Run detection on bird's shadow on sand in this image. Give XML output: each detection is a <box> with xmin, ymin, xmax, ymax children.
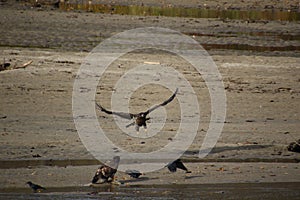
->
<box><xmin>184</xmin><ymin>175</ymin><xmax>204</xmax><ymax>180</ymax></box>
<box><xmin>185</xmin><ymin>144</ymin><xmax>273</xmax><ymax>155</ymax></box>
<box><xmin>120</xmin><ymin>177</ymin><xmax>158</xmax><ymax>184</ymax></box>
<box><xmin>211</xmin><ymin>144</ymin><xmax>273</xmax><ymax>154</ymax></box>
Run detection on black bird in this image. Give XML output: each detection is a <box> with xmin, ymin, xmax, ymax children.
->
<box><xmin>96</xmin><ymin>88</ymin><xmax>178</xmax><ymax>133</ymax></box>
<box><xmin>92</xmin><ymin>156</ymin><xmax>120</xmax><ymax>184</ymax></box>
<box><xmin>167</xmin><ymin>159</ymin><xmax>191</xmax><ymax>173</ymax></box>
<box><xmin>287</xmin><ymin>139</ymin><xmax>300</xmax><ymax>153</ymax></box>
<box><xmin>26</xmin><ymin>181</ymin><xmax>46</xmax><ymax>193</ymax></box>
<box><xmin>125</xmin><ymin>169</ymin><xmax>143</xmax><ymax>178</ymax></box>
<box><xmin>0</xmin><ymin>62</ymin><xmax>10</xmax><ymax>71</ymax></box>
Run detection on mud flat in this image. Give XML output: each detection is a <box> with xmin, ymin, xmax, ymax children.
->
<box><xmin>0</xmin><ymin>1</ymin><xmax>299</xmax><ymax>199</ymax></box>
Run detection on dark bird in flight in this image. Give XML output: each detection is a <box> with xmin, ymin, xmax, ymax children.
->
<box><xmin>167</xmin><ymin>159</ymin><xmax>191</xmax><ymax>173</ymax></box>
<box><xmin>96</xmin><ymin>88</ymin><xmax>178</xmax><ymax>133</ymax></box>
<box><xmin>26</xmin><ymin>181</ymin><xmax>46</xmax><ymax>193</ymax></box>
<box><xmin>92</xmin><ymin>156</ymin><xmax>120</xmax><ymax>184</ymax></box>
<box><xmin>125</xmin><ymin>169</ymin><xmax>143</xmax><ymax>178</ymax></box>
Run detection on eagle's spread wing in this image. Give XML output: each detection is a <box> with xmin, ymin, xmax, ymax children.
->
<box><xmin>105</xmin><ymin>156</ymin><xmax>120</xmax><ymax>170</ymax></box>
<box><xmin>146</xmin><ymin>88</ymin><xmax>178</xmax><ymax>114</ymax></box>
<box><xmin>125</xmin><ymin>121</ymin><xmax>135</xmax><ymax>128</ymax></box>
<box><xmin>96</xmin><ymin>102</ymin><xmax>133</xmax><ymax>120</ymax></box>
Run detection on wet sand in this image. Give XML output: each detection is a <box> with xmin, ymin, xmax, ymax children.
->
<box><xmin>1</xmin><ymin>182</ymin><xmax>300</xmax><ymax>200</ymax></box>
<box><xmin>0</xmin><ymin>1</ymin><xmax>300</xmax><ymax>199</ymax></box>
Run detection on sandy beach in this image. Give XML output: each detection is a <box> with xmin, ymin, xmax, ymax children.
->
<box><xmin>0</xmin><ymin>0</ymin><xmax>299</xmax><ymax>199</ymax></box>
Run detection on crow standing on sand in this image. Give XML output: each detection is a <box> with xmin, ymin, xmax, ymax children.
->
<box><xmin>26</xmin><ymin>181</ymin><xmax>46</xmax><ymax>193</ymax></box>
<box><xmin>92</xmin><ymin>156</ymin><xmax>120</xmax><ymax>184</ymax></box>
<box><xmin>125</xmin><ymin>169</ymin><xmax>143</xmax><ymax>178</ymax></box>
<box><xmin>96</xmin><ymin>88</ymin><xmax>178</xmax><ymax>133</ymax></box>
<box><xmin>167</xmin><ymin>159</ymin><xmax>191</xmax><ymax>173</ymax></box>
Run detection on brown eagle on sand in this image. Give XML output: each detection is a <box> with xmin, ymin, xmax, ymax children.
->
<box><xmin>96</xmin><ymin>88</ymin><xmax>178</xmax><ymax>133</ymax></box>
<box><xmin>92</xmin><ymin>156</ymin><xmax>120</xmax><ymax>184</ymax></box>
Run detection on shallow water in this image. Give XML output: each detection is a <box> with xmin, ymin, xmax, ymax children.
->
<box><xmin>1</xmin><ymin>183</ymin><xmax>300</xmax><ymax>200</ymax></box>
<box><xmin>0</xmin><ymin>157</ymin><xmax>298</xmax><ymax>169</ymax></box>
<box><xmin>54</xmin><ymin>2</ymin><xmax>300</xmax><ymax>53</ymax></box>
<box><xmin>60</xmin><ymin>3</ymin><xmax>300</xmax><ymax>21</ymax></box>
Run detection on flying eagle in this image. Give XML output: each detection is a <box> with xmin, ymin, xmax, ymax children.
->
<box><xmin>96</xmin><ymin>88</ymin><xmax>178</xmax><ymax>133</ymax></box>
<box><xmin>92</xmin><ymin>156</ymin><xmax>120</xmax><ymax>184</ymax></box>
<box><xmin>166</xmin><ymin>159</ymin><xmax>191</xmax><ymax>173</ymax></box>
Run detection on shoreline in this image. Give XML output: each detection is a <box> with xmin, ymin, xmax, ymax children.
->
<box><xmin>1</xmin><ymin>162</ymin><xmax>300</xmax><ymax>188</ymax></box>
<box><xmin>5</xmin><ymin>0</ymin><xmax>300</xmax><ymax>12</ymax></box>
<box><xmin>1</xmin><ymin>182</ymin><xmax>299</xmax><ymax>200</ymax></box>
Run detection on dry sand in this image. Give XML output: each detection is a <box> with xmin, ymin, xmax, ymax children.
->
<box><xmin>0</xmin><ymin>0</ymin><xmax>299</xmax><ymax>195</ymax></box>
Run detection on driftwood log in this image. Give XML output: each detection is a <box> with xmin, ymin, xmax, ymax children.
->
<box><xmin>14</xmin><ymin>60</ymin><xmax>33</xmax><ymax>69</ymax></box>
<box><xmin>0</xmin><ymin>60</ymin><xmax>33</xmax><ymax>71</ymax></box>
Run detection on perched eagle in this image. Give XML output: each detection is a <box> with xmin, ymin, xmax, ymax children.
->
<box><xmin>166</xmin><ymin>159</ymin><xmax>191</xmax><ymax>173</ymax></box>
<box><xmin>96</xmin><ymin>88</ymin><xmax>178</xmax><ymax>133</ymax></box>
<box><xmin>26</xmin><ymin>181</ymin><xmax>46</xmax><ymax>193</ymax></box>
<box><xmin>92</xmin><ymin>156</ymin><xmax>120</xmax><ymax>184</ymax></box>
